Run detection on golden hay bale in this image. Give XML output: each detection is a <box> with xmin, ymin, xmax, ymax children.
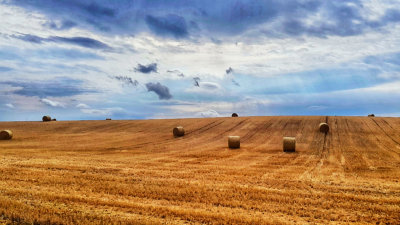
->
<box><xmin>232</xmin><ymin>113</ymin><xmax>238</xmax><ymax>117</ymax></box>
<box><xmin>283</xmin><ymin>137</ymin><xmax>296</xmax><ymax>152</ymax></box>
<box><xmin>0</xmin><ymin>130</ymin><xmax>13</xmax><ymax>140</ymax></box>
<box><xmin>319</xmin><ymin>123</ymin><xmax>329</xmax><ymax>133</ymax></box>
<box><xmin>173</xmin><ymin>126</ymin><xmax>185</xmax><ymax>137</ymax></box>
<box><xmin>106</xmin><ymin>118</ymin><xmax>112</xmax><ymax>120</ymax></box>
<box><xmin>228</xmin><ymin>136</ymin><xmax>240</xmax><ymax>149</ymax></box>
<box><xmin>368</xmin><ymin>114</ymin><xmax>375</xmax><ymax>117</ymax></box>
<box><xmin>52</xmin><ymin>118</ymin><xmax>57</xmax><ymax>121</ymax></box>
<box><xmin>42</xmin><ymin>115</ymin><xmax>51</xmax><ymax>122</ymax></box>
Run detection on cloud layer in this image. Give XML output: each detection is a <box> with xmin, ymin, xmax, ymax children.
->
<box><xmin>145</xmin><ymin>82</ymin><xmax>173</xmax><ymax>100</ymax></box>
<box><xmin>6</xmin><ymin>0</ymin><xmax>400</xmax><ymax>39</ymax></box>
<box><xmin>12</xmin><ymin>34</ymin><xmax>111</xmax><ymax>50</ymax></box>
<box><xmin>134</xmin><ymin>63</ymin><xmax>158</xmax><ymax>74</ymax></box>
<box><xmin>1</xmin><ymin>1</ymin><xmax>400</xmax><ymax>121</ymax></box>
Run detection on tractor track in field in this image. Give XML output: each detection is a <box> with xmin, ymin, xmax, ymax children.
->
<box><xmin>362</xmin><ymin>119</ymin><xmax>400</xmax><ymax>157</ymax></box>
<box><xmin>241</xmin><ymin>120</ymin><xmax>273</xmax><ymax>142</ymax></box>
<box><xmin>1</xmin><ymin>116</ymin><xmax>400</xmax><ymax>224</ymax></box>
<box><xmin>125</xmin><ymin>120</ymin><xmax>227</xmax><ymax>149</ymax></box>
<box><xmin>205</xmin><ymin>118</ymin><xmax>250</xmax><ymax>142</ymax></box>
<box><xmin>185</xmin><ymin>120</ymin><xmax>225</xmax><ymax>135</ymax></box>
<box><xmin>371</xmin><ymin>118</ymin><xmax>400</xmax><ymax>147</ymax></box>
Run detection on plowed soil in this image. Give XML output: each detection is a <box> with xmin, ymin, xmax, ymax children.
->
<box><xmin>0</xmin><ymin>116</ymin><xmax>399</xmax><ymax>224</ymax></box>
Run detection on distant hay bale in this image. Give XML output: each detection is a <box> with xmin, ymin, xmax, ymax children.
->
<box><xmin>283</xmin><ymin>137</ymin><xmax>296</xmax><ymax>152</ymax></box>
<box><xmin>106</xmin><ymin>118</ymin><xmax>112</xmax><ymax>120</ymax></box>
<box><xmin>232</xmin><ymin>113</ymin><xmax>238</xmax><ymax>117</ymax></box>
<box><xmin>52</xmin><ymin>118</ymin><xmax>57</xmax><ymax>121</ymax></box>
<box><xmin>228</xmin><ymin>136</ymin><xmax>240</xmax><ymax>149</ymax></box>
<box><xmin>319</xmin><ymin>123</ymin><xmax>329</xmax><ymax>133</ymax></box>
<box><xmin>0</xmin><ymin>130</ymin><xmax>13</xmax><ymax>140</ymax></box>
<box><xmin>368</xmin><ymin>114</ymin><xmax>375</xmax><ymax>117</ymax></box>
<box><xmin>173</xmin><ymin>126</ymin><xmax>185</xmax><ymax>137</ymax></box>
<box><xmin>42</xmin><ymin>115</ymin><xmax>51</xmax><ymax>122</ymax></box>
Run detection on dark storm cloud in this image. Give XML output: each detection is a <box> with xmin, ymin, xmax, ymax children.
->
<box><xmin>7</xmin><ymin>0</ymin><xmax>400</xmax><ymax>39</ymax></box>
<box><xmin>113</xmin><ymin>75</ymin><xmax>139</xmax><ymax>86</ymax></box>
<box><xmin>167</xmin><ymin>70</ymin><xmax>185</xmax><ymax>77</ymax></box>
<box><xmin>0</xmin><ymin>78</ymin><xmax>92</xmax><ymax>97</ymax></box>
<box><xmin>226</xmin><ymin>67</ymin><xmax>233</xmax><ymax>74</ymax></box>
<box><xmin>193</xmin><ymin>77</ymin><xmax>200</xmax><ymax>87</ymax></box>
<box><xmin>231</xmin><ymin>79</ymin><xmax>240</xmax><ymax>86</ymax></box>
<box><xmin>134</xmin><ymin>63</ymin><xmax>158</xmax><ymax>74</ymax></box>
<box><xmin>13</xmin><ymin>34</ymin><xmax>45</xmax><ymax>43</ymax></box>
<box><xmin>83</xmin><ymin>2</ymin><xmax>116</xmax><ymax>17</ymax></box>
<box><xmin>12</xmin><ymin>34</ymin><xmax>111</xmax><ymax>50</ymax></box>
<box><xmin>44</xmin><ymin>20</ymin><xmax>77</xmax><ymax>30</ymax></box>
<box><xmin>145</xmin><ymin>82</ymin><xmax>172</xmax><ymax>100</ymax></box>
<box><xmin>225</xmin><ymin>67</ymin><xmax>239</xmax><ymax>86</ymax></box>
<box><xmin>49</xmin><ymin>36</ymin><xmax>110</xmax><ymax>49</ymax></box>
<box><xmin>145</xmin><ymin>14</ymin><xmax>188</xmax><ymax>38</ymax></box>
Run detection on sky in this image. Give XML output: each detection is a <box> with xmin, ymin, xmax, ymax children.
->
<box><xmin>1</xmin><ymin>0</ymin><xmax>400</xmax><ymax>121</ymax></box>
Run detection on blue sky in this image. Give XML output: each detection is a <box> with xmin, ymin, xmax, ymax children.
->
<box><xmin>1</xmin><ymin>0</ymin><xmax>400</xmax><ymax>121</ymax></box>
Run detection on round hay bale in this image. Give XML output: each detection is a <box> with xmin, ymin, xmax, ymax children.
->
<box><xmin>319</xmin><ymin>123</ymin><xmax>329</xmax><ymax>133</ymax></box>
<box><xmin>0</xmin><ymin>130</ymin><xmax>13</xmax><ymax>140</ymax></box>
<box><xmin>232</xmin><ymin>113</ymin><xmax>238</xmax><ymax>117</ymax></box>
<box><xmin>228</xmin><ymin>136</ymin><xmax>240</xmax><ymax>149</ymax></box>
<box><xmin>368</xmin><ymin>114</ymin><xmax>375</xmax><ymax>117</ymax></box>
<box><xmin>283</xmin><ymin>137</ymin><xmax>296</xmax><ymax>152</ymax></box>
<box><xmin>106</xmin><ymin>118</ymin><xmax>112</xmax><ymax>120</ymax></box>
<box><xmin>42</xmin><ymin>115</ymin><xmax>51</xmax><ymax>122</ymax></box>
<box><xmin>173</xmin><ymin>126</ymin><xmax>185</xmax><ymax>137</ymax></box>
<box><xmin>52</xmin><ymin>118</ymin><xmax>57</xmax><ymax>121</ymax></box>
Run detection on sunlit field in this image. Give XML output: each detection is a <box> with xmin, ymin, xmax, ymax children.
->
<box><xmin>0</xmin><ymin>116</ymin><xmax>399</xmax><ymax>224</ymax></box>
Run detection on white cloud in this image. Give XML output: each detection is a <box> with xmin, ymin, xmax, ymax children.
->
<box><xmin>5</xmin><ymin>103</ymin><xmax>14</xmax><ymax>109</ymax></box>
<box><xmin>40</xmin><ymin>98</ymin><xmax>65</xmax><ymax>108</ymax></box>
<box><xmin>196</xmin><ymin>109</ymin><xmax>220</xmax><ymax>118</ymax></box>
<box><xmin>377</xmin><ymin>71</ymin><xmax>400</xmax><ymax>80</ymax></box>
<box><xmin>150</xmin><ymin>98</ymin><xmax>272</xmax><ymax>119</ymax></box>
<box><xmin>377</xmin><ymin>112</ymin><xmax>400</xmax><ymax>117</ymax></box>
<box><xmin>80</xmin><ymin>107</ymin><xmax>125</xmax><ymax>116</ymax></box>
<box><xmin>111</xmin><ymin>23</ymin><xmax>400</xmax><ymax>81</ymax></box>
<box><xmin>76</xmin><ymin>103</ymin><xmax>90</xmax><ymax>109</ymax></box>
<box><xmin>75</xmin><ymin>101</ymin><xmax>125</xmax><ymax>116</ymax></box>
<box><xmin>343</xmin><ymin>81</ymin><xmax>400</xmax><ymax>95</ymax></box>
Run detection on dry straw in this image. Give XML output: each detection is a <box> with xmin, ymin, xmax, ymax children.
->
<box><xmin>232</xmin><ymin>113</ymin><xmax>238</xmax><ymax>117</ymax></box>
<box><xmin>319</xmin><ymin>123</ymin><xmax>329</xmax><ymax>133</ymax></box>
<box><xmin>0</xmin><ymin>130</ymin><xmax>13</xmax><ymax>140</ymax></box>
<box><xmin>42</xmin><ymin>116</ymin><xmax>51</xmax><ymax>122</ymax></box>
<box><xmin>173</xmin><ymin>126</ymin><xmax>185</xmax><ymax>137</ymax></box>
<box><xmin>228</xmin><ymin>136</ymin><xmax>240</xmax><ymax>149</ymax></box>
<box><xmin>283</xmin><ymin>137</ymin><xmax>296</xmax><ymax>152</ymax></box>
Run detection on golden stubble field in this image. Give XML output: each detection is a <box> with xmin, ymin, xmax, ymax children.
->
<box><xmin>0</xmin><ymin>116</ymin><xmax>399</xmax><ymax>224</ymax></box>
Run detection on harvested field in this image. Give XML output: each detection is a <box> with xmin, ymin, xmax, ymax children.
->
<box><xmin>0</xmin><ymin>116</ymin><xmax>399</xmax><ymax>224</ymax></box>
